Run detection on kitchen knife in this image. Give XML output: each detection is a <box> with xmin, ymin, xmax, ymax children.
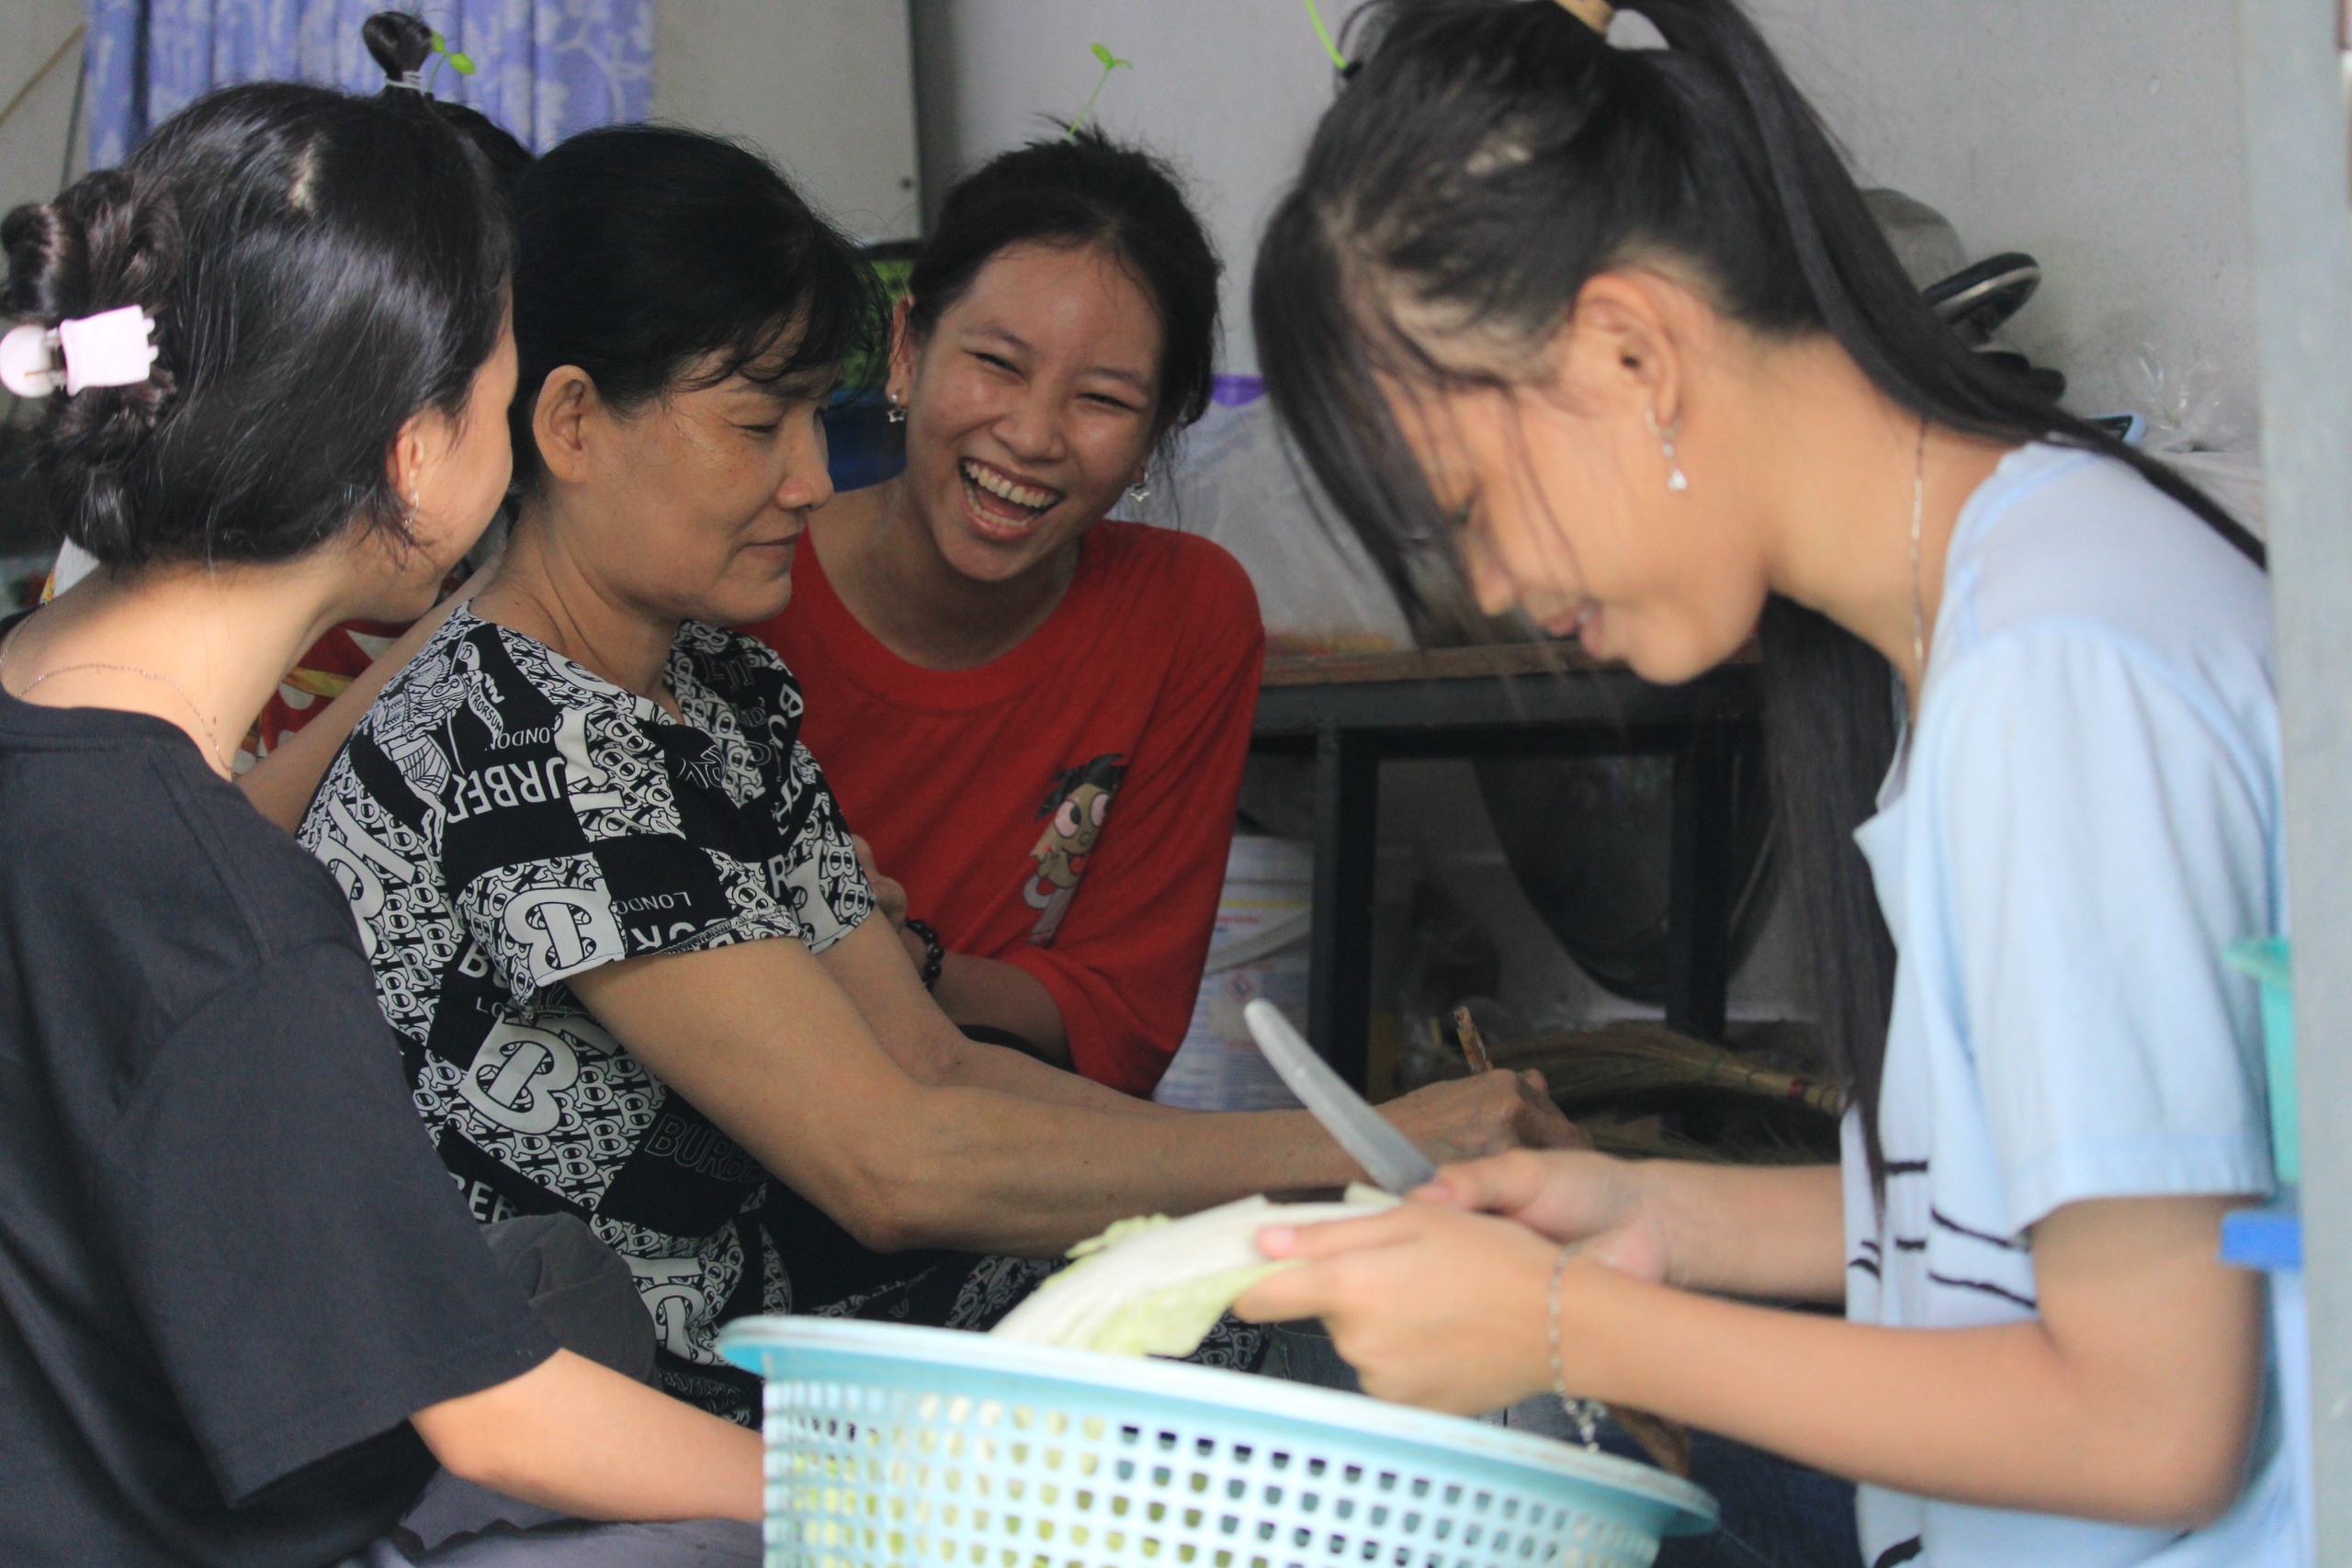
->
<box><xmin>1245</xmin><ymin>998</ymin><xmax>1438</xmax><ymax>1194</ymax></box>
<box><xmin>1248</xmin><ymin>1002</ymin><xmax>1695</xmax><ymax>1477</ymax></box>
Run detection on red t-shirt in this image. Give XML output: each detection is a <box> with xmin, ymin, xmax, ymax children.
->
<box><xmin>741</xmin><ymin>522</ymin><xmax>1263</xmax><ymax>1094</ymax></box>
<box><xmin>243</xmin><ymin>618</ymin><xmax>413</xmax><ymax>765</ymax></box>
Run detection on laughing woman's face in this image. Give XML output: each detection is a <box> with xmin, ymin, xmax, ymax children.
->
<box><xmin>889</xmin><ymin>241</ymin><xmax>1164</xmax><ymax>586</ymax></box>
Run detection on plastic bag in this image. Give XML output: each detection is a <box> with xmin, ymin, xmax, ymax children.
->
<box><xmin>2081</xmin><ymin>344</ymin><xmax>2267</xmax><ymax>538</ymax></box>
<box><xmin>1134</xmin><ymin>394</ymin><xmax>1412</xmax><ymax>654</ymax></box>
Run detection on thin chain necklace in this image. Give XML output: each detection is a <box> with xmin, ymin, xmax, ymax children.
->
<box><xmin>1906</xmin><ymin>415</ymin><xmax>1931</xmax><ymax>702</ymax></box>
<box><xmin>0</xmin><ymin>626</ymin><xmax>232</xmax><ymax>778</ymax></box>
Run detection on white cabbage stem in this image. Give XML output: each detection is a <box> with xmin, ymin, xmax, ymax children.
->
<box><xmin>992</xmin><ymin>1189</ymin><xmax>1399</xmax><ymax>1358</ymax></box>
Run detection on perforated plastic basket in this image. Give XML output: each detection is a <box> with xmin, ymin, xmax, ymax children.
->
<box><xmin>718</xmin><ymin>1318</ymin><xmax>1714</xmax><ymax>1568</ymax></box>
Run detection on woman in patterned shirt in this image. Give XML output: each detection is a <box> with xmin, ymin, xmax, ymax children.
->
<box><xmin>298</xmin><ymin>123</ymin><xmax>1577</xmax><ymax>1424</ymax></box>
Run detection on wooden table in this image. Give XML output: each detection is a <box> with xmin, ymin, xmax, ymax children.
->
<box><xmin>1250</xmin><ymin>643</ymin><xmax>1764</xmax><ymax>1089</ymax></box>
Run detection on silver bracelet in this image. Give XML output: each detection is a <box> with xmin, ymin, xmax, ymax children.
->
<box><xmin>1547</xmin><ymin>1245</ymin><xmax>1603</xmax><ymax>1449</ymax></box>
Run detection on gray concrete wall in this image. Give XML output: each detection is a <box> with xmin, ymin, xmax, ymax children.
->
<box><xmin>655</xmin><ymin>0</ymin><xmax>923</xmax><ymax>244</ymax></box>
<box><xmin>909</xmin><ymin>0</ymin><xmax>2256</xmax><ymax>434</ymax></box>
<box><xmin>0</xmin><ymin>0</ymin><xmax>87</xmax><ymax>265</ymax></box>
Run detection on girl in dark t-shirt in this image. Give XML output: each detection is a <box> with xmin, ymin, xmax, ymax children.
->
<box><xmin>0</xmin><ymin>83</ymin><xmax>761</xmax><ymax>1567</ymax></box>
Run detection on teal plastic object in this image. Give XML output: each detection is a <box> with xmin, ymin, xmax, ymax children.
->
<box><xmin>719</xmin><ymin>1318</ymin><xmax>1715</xmax><ymax>1568</ymax></box>
<box><xmin>2225</xmin><ymin>937</ymin><xmax>2298</xmax><ymax>1185</ymax></box>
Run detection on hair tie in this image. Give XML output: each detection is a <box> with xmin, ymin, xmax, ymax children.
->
<box><xmin>1555</xmin><ymin>0</ymin><xmax>1617</xmax><ymax>35</ymax></box>
<box><xmin>0</xmin><ymin>305</ymin><xmax>160</xmax><ymax>398</ymax></box>
<box><xmin>388</xmin><ymin>69</ymin><xmax>428</xmax><ymax>93</ymax></box>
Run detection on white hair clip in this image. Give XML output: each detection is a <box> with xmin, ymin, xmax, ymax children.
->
<box><xmin>0</xmin><ymin>305</ymin><xmax>161</xmax><ymax>399</ymax></box>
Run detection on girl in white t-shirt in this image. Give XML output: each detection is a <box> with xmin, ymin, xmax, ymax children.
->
<box><xmin>1234</xmin><ymin>3</ymin><xmax>2295</xmax><ymax>1566</ymax></box>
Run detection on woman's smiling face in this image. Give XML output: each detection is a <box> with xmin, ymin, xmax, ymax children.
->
<box><xmin>543</xmin><ymin>344</ymin><xmax>839</xmax><ymax>632</ymax></box>
<box><xmin>890</xmin><ymin>241</ymin><xmax>1164</xmax><ymax>584</ymax></box>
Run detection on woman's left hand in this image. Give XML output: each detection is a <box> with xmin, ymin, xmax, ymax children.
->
<box><xmin>1234</xmin><ymin>1202</ymin><xmax>1563</xmax><ymax>1416</ymax></box>
<box><xmin>853</xmin><ymin>834</ymin><xmax>910</xmax><ymax>932</ymax></box>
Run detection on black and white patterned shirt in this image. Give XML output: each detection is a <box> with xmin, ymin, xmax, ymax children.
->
<box><xmin>300</xmin><ymin>608</ymin><xmax>887</xmax><ymax>1411</ymax></box>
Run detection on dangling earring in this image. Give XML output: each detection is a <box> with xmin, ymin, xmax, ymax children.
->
<box><xmin>885</xmin><ymin>389</ymin><xmax>907</xmax><ymax>425</ymax></box>
<box><xmin>1125</xmin><ymin>472</ymin><xmax>1152</xmax><ymax>505</ymax></box>
<box><xmin>1644</xmin><ymin>407</ymin><xmax>1689</xmax><ymax>492</ymax></box>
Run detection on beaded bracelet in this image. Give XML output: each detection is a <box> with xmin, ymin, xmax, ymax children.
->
<box><xmin>1547</xmin><ymin>1245</ymin><xmax>1603</xmax><ymax>1448</ymax></box>
<box><xmin>905</xmin><ymin>917</ymin><xmax>946</xmax><ymax>992</ymax></box>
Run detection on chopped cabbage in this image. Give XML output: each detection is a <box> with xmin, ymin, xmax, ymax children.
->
<box><xmin>992</xmin><ymin>1188</ymin><xmax>1398</xmax><ymax>1358</ymax></box>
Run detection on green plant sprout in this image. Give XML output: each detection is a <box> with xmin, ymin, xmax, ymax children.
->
<box><xmin>424</xmin><ymin>28</ymin><xmax>477</xmax><ymax>95</ymax></box>
<box><xmin>1066</xmin><ymin>42</ymin><xmax>1132</xmax><ymax>139</ymax></box>
<box><xmin>1303</xmin><ymin>0</ymin><xmax>1349</xmax><ymax>70</ymax></box>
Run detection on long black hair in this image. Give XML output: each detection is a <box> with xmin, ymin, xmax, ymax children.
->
<box><xmin>910</xmin><ymin>129</ymin><xmax>1222</xmax><ymax>453</ymax></box>
<box><xmin>505</xmin><ymin>125</ymin><xmax>877</xmax><ymax>495</ymax></box>
<box><xmin>1</xmin><ymin>82</ymin><xmax>510</xmax><ymax>569</ymax></box>
<box><xmin>1253</xmin><ymin>0</ymin><xmax>2261</xmax><ymax>1179</ymax></box>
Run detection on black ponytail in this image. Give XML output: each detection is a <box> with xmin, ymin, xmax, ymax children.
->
<box><xmin>362</xmin><ymin>10</ymin><xmax>435</xmax><ymax>81</ymax></box>
<box><xmin>1254</xmin><ymin>0</ymin><xmax>2259</xmax><ymax>1181</ymax></box>
<box><xmin>365</xmin><ymin>10</ymin><xmax>533</xmax><ymax>196</ymax></box>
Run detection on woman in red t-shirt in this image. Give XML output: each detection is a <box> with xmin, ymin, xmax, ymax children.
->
<box><xmin>740</xmin><ymin>133</ymin><xmax>1257</xmax><ymax>1096</ymax></box>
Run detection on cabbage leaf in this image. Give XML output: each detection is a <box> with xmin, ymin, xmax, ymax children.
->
<box><xmin>992</xmin><ymin>1189</ymin><xmax>1397</xmax><ymax>1358</ymax></box>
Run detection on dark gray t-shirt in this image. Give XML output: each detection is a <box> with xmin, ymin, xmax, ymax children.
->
<box><xmin>0</xmin><ymin>691</ymin><xmax>554</xmax><ymax>1568</ymax></box>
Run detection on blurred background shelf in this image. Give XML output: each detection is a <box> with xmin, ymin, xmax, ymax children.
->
<box><xmin>1251</xmin><ymin>648</ymin><xmax>1763</xmax><ymax>1089</ymax></box>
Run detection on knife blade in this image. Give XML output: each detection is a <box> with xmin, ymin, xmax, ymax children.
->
<box><xmin>1245</xmin><ymin>999</ymin><xmax>1438</xmax><ymax>1194</ymax></box>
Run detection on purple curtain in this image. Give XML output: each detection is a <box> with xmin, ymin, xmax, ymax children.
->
<box><xmin>87</xmin><ymin>0</ymin><xmax>654</xmax><ymax>166</ymax></box>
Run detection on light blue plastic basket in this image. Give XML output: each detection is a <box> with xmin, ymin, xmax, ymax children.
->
<box><xmin>719</xmin><ymin>1318</ymin><xmax>1715</xmax><ymax>1568</ymax></box>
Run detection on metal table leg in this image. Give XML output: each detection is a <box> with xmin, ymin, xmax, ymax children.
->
<box><xmin>1664</xmin><ymin>729</ymin><xmax>1736</xmax><ymax>1042</ymax></box>
<box><xmin>1307</xmin><ymin>722</ymin><xmax>1380</xmax><ymax>1087</ymax></box>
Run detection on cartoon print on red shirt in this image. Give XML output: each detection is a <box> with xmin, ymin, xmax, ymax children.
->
<box><xmin>1024</xmin><ymin>753</ymin><xmax>1126</xmax><ymax>945</ymax></box>
<box><xmin>745</xmin><ymin>520</ymin><xmax>1264</xmax><ymax>1093</ymax></box>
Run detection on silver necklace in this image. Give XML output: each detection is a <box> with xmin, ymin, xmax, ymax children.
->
<box><xmin>0</xmin><ymin>628</ymin><xmax>231</xmax><ymax>776</ymax></box>
<box><xmin>1906</xmin><ymin>415</ymin><xmax>1930</xmax><ymax>698</ymax></box>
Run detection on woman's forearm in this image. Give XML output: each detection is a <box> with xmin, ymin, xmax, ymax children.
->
<box><xmin>834</xmin><ymin>920</ymin><xmax>1136</xmax><ymax>1109</ymax></box>
<box><xmin>1638</xmin><ymin>1160</ymin><xmax>1848</xmax><ymax>1301</ymax></box>
<box><xmin>881</xmin><ymin>1077</ymin><xmax>1572</xmax><ymax>1254</ymax></box>
<box><xmin>413</xmin><ymin>1348</ymin><xmax>763</xmax><ymax>1523</ymax></box>
<box><xmin>1255</xmin><ymin>1196</ymin><xmax>2261</xmax><ymax>1531</ymax></box>
<box><xmin>582</xmin><ymin>934</ymin><xmax>1568</xmax><ymax>1258</ymax></box>
<box><xmin>925</xmin><ymin>945</ymin><xmax>1071</xmax><ymax>1064</ymax></box>
<box><xmin>1424</xmin><ymin>1151</ymin><xmax>1846</xmax><ymax>1303</ymax></box>
<box><xmin>935</xmin><ymin>1031</ymin><xmax>1177</xmax><ymax>1115</ymax></box>
<box><xmin>883</xmin><ymin>1091</ymin><xmax>1362</xmax><ymax>1250</ymax></box>
<box><xmin>578</xmin><ymin>938</ymin><xmax>1352</xmax><ymax>1253</ymax></box>
<box><xmin>1564</xmin><ymin>1255</ymin><xmax>2256</xmax><ymax>1528</ymax></box>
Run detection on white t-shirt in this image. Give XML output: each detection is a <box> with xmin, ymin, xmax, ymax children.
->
<box><xmin>1843</xmin><ymin>443</ymin><xmax>2300</xmax><ymax>1567</ymax></box>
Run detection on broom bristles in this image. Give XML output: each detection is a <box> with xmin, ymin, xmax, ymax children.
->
<box><xmin>1492</xmin><ymin>1021</ymin><xmax>1845</xmax><ymax>1119</ymax></box>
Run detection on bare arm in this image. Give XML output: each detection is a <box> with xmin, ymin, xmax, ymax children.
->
<box><xmin>239</xmin><ymin>559</ymin><xmax>495</xmax><ymax>831</ymax></box>
<box><xmin>855</xmin><ymin>834</ymin><xmax>1070</xmax><ymax>1063</ymax></box>
<box><xmin>412</xmin><ymin>1348</ymin><xmax>762</xmax><ymax>1523</ymax></box>
<box><xmin>1240</xmin><ymin>1192</ymin><xmax>2264</xmax><ymax>1529</ymax></box>
<box><xmin>928</xmin><ymin>949</ymin><xmax>1071</xmax><ymax>1066</ymax></box>
<box><xmin>568</xmin><ymin>933</ymin><xmax>1576</xmax><ymax>1257</ymax></box>
<box><xmin>824</xmin><ymin>913</ymin><xmax>1577</xmax><ymax>1148</ymax></box>
<box><xmin>821</xmin><ymin>916</ymin><xmax>1161</xmax><ymax>1115</ymax></box>
<box><xmin>1415</xmin><ymin>1149</ymin><xmax>1849</xmax><ymax>1302</ymax></box>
